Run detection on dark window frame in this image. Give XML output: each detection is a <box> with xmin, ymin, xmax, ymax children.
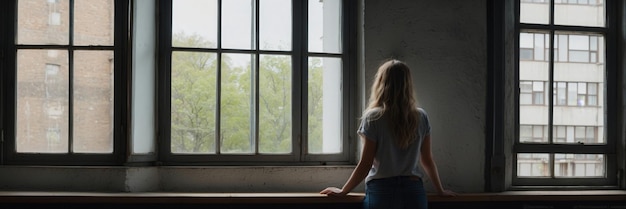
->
<box><xmin>0</xmin><ymin>0</ymin><xmax>130</xmax><ymax>166</ymax></box>
<box><xmin>486</xmin><ymin>0</ymin><xmax>622</xmax><ymax>191</ymax></box>
<box><xmin>156</xmin><ymin>0</ymin><xmax>358</xmax><ymax>165</ymax></box>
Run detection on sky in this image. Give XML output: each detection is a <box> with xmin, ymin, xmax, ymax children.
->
<box><xmin>172</xmin><ymin>0</ymin><xmax>329</xmax><ymax>67</ymax></box>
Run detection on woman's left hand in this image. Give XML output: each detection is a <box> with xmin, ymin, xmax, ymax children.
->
<box><xmin>320</xmin><ymin>187</ymin><xmax>347</xmax><ymax>196</ymax></box>
<box><xmin>437</xmin><ymin>189</ymin><xmax>458</xmax><ymax>197</ymax></box>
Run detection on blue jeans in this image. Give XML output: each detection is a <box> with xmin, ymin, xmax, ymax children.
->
<box><xmin>363</xmin><ymin>176</ymin><xmax>428</xmax><ymax>209</ymax></box>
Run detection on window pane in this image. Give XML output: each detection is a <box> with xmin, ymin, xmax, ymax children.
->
<box><xmin>557</xmin><ymin>35</ymin><xmax>568</xmax><ymax>62</ymax></box>
<box><xmin>554</xmin><ymin>126</ymin><xmax>566</xmax><ymax>143</ymax></box>
<box><xmin>534</xmin><ymin>34</ymin><xmax>545</xmax><ymax>60</ymax></box>
<box><xmin>567</xmin><ymin>83</ymin><xmax>577</xmax><ymax>105</ymax></box>
<box><xmin>18</xmin><ymin>0</ymin><xmax>69</xmax><ymax>45</ymax></box>
<box><xmin>73</xmin><ymin>50</ymin><xmax>114</xmax><ymax>153</ymax></box>
<box><xmin>520</xmin><ymin>94</ymin><xmax>532</xmax><ymax>105</ymax></box>
<box><xmin>555</xmin><ymin>1</ymin><xmax>605</xmax><ymax>27</ymax></box>
<box><xmin>517</xmin><ymin>153</ymin><xmax>550</xmax><ymax>177</ymax></box>
<box><xmin>569</xmin><ymin>35</ymin><xmax>589</xmax><ymax>50</ymax></box>
<box><xmin>520</xmin><ymin>33</ymin><xmax>534</xmax><ymax>48</ymax></box>
<box><xmin>520</xmin><ymin>32</ymin><xmax>549</xmax><ymax>141</ymax></box>
<box><xmin>260</xmin><ymin>0</ymin><xmax>291</xmax><ymax>51</ymax></box>
<box><xmin>170</xmin><ymin>51</ymin><xmax>217</xmax><ymax>154</ymax></box>
<box><xmin>74</xmin><ymin>0</ymin><xmax>114</xmax><ymax>46</ymax></box>
<box><xmin>259</xmin><ymin>55</ymin><xmax>292</xmax><ymax>154</ymax></box>
<box><xmin>520</xmin><ymin>0</ymin><xmax>550</xmax><ymax>24</ymax></box>
<box><xmin>172</xmin><ymin>0</ymin><xmax>217</xmax><ymax>48</ymax></box>
<box><xmin>308</xmin><ymin>57</ymin><xmax>342</xmax><ymax>154</ymax></box>
<box><xmin>554</xmin><ymin>33</ymin><xmax>605</xmax><ymax>142</ymax></box>
<box><xmin>569</xmin><ymin>51</ymin><xmax>590</xmax><ymax>63</ymax></box>
<box><xmin>554</xmin><ymin>154</ymin><xmax>605</xmax><ymax>177</ymax></box>
<box><xmin>221</xmin><ymin>53</ymin><xmax>253</xmax><ymax>153</ymax></box>
<box><xmin>222</xmin><ymin>0</ymin><xmax>254</xmax><ymax>49</ymax></box>
<box><xmin>308</xmin><ymin>0</ymin><xmax>342</xmax><ymax>53</ymax></box>
<box><xmin>520</xmin><ymin>125</ymin><xmax>532</xmax><ymax>142</ymax></box>
<box><xmin>17</xmin><ymin>50</ymin><xmax>69</xmax><ymax>153</ymax></box>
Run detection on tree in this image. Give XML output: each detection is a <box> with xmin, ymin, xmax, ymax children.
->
<box><xmin>170</xmin><ymin>32</ymin><xmax>326</xmax><ymax>155</ymax></box>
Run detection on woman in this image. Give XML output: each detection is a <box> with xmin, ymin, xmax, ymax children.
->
<box><xmin>320</xmin><ymin>59</ymin><xmax>455</xmax><ymax>209</ymax></box>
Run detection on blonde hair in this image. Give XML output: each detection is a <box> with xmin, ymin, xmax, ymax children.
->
<box><xmin>363</xmin><ymin>59</ymin><xmax>420</xmax><ymax>149</ymax></box>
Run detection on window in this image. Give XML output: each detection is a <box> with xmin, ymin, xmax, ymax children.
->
<box><xmin>520</xmin><ymin>81</ymin><xmax>546</xmax><ymax>105</ymax></box>
<box><xmin>158</xmin><ymin>0</ymin><xmax>356</xmax><ymax>164</ymax></box>
<box><xmin>2</xmin><ymin>0</ymin><xmax>128</xmax><ymax>165</ymax></box>
<box><xmin>514</xmin><ymin>0</ymin><xmax>616</xmax><ymax>186</ymax></box>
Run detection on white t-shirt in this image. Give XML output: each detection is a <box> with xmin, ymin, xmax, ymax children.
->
<box><xmin>357</xmin><ymin>107</ymin><xmax>431</xmax><ymax>183</ymax></box>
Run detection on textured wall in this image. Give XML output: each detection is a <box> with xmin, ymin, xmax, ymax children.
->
<box><xmin>363</xmin><ymin>0</ymin><xmax>487</xmax><ymax>192</ymax></box>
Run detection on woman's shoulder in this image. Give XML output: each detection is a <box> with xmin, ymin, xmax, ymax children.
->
<box><xmin>416</xmin><ymin>107</ymin><xmax>427</xmax><ymax>114</ymax></box>
<box><xmin>363</xmin><ymin>107</ymin><xmax>384</xmax><ymax>120</ymax></box>
<box><xmin>416</xmin><ymin>107</ymin><xmax>429</xmax><ymax>119</ymax></box>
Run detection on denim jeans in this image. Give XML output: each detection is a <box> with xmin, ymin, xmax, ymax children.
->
<box><xmin>363</xmin><ymin>176</ymin><xmax>428</xmax><ymax>209</ymax></box>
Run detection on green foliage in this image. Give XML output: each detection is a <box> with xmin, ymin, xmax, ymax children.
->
<box><xmin>170</xmin><ymin>32</ymin><xmax>326</xmax><ymax>155</ymax></box>
<box><xmin>307</xmin><ymin>58</ymin><xmax>324</xmax><ymax>153</ymax></box>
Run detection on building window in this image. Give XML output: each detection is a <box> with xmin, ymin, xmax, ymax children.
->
<box><xmin>553</xmin><ymin>82</ymin><xmax>599</xmax><ymax>106</ymax></box>
<box><xmin>520</xmin><ymin>81</ymin><xmax>546</xmax><ymax>105</ymax></box>
<box><xmin>522</xmin><ymin>0</ymin><xmax>603</xmax><ymax>6</ymax></box>
<box><xmin>158</xmin><ymin>0</ymin><xmax>356</xmax><ymax>164</ymax></box>
<box><xmin>47</xmin><ymin>0</ymin><xmax>61</xmax><ymax>26</ymax></box>
<box><xmin>514</xmin><ymin>0</ymin><xmax>616</xmax><ymax>186</ymax></box>
<box><xmin>2</xmin><ymin>0</ymin><xmax>128</xmax><ymax>165</ymax></box>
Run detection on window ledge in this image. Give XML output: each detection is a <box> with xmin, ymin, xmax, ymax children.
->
<box><xmin>0</xmin><ymin>191</ymin><xmax>625</xmax><ymax>204</ymax></box>
<box><xmin>428</xmin><ymin>190</ymin><xmax>626</xmax><ymax>202</ymax></box>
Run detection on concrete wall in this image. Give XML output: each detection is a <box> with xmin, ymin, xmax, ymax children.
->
<box><xmin>362</xmin><ymin>0</ymin><xmax>487</xmax><ymax>192</ymax></box>
<box><xmin>0</xmin><ymin>0</ymin><xmax>487</xmax><ymax>193</ymax></box>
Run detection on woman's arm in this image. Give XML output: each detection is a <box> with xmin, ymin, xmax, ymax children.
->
<box><xmin>420</xmin><ymin>134</ymin><xmax>456</xmax><ymax>196</ymax></box>
<box><xmin>320</xmin><ymin>135</ymin><xmax>377</xmax><ymax>196</ymax></box>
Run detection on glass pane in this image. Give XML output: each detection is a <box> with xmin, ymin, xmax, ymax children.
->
<box><xmin>554</xmin><ymin>154</ymin><xmax>605</xmax><ymax>177</ymax></box>
<box><xmin>222</xmin><ymin>0</ymin><xmax>254</xmax><ymax>49</ymax></box>
<box><xmin>170</xmin><ymin>52</ymin><xmax>217</xmax><ymax>154</ymax></box>
<box><xmin>17</xmin><ymin>50</ymin><xmax>69</xmax><ymax>153</ymax></box>
<box><xmin>569</xmin><ymin>35</ymin><xmax>589</xmax><ymax>50</ymax></box>
<box><xmin>221</xmin><ymin>53</ymin><xmax>253</xmax><ymax>153</ymax></box>
<box><xmin>259</xmin><ymin>55</ymin><xmax>292</xmax><ymax>154</ymax></box>
<box><xmin>519</xmin><ymin>32</ymin><xmax>549</xmax><ymax>142</ymax></box>
<box><xmin>555</xmin><ymin>1</ymin><xmax>605</xmax><ymax>27</ymax></box>
<box><xmin>308</xmin><ymin>0</ymin><xmax>342</xmax><ymax>53</ymax></box>
<box><xmin>534</xmin><ymin>93</ymin><xmax>544</xmax><ymax>105</ymax></box>
<box><xmin>567</xmin><ymin>83</ymin><xmax>577</xmax><ymax>105</ymax></box>
<box><xmin>260</xmin><ymin>0</ymin><xmax>291</xmax><ymax>51</ymax></box>
<box><xmin>517</xmin><ymin>153</ymin><xmax>550</xmax><ymax>177</ymax></box>
<box><xmin>72</xmin><ymin>50</ymin><xmax>114</xmax><ymax>153</ymax></box>
<box><xmin>520</xmin><ymin>125</ymin><xmax>532</xmax><ymax>142</ymax></box>
<box><xmin>558</xmin><ymin>35</ymin><xmax>568</xmax><ymax>62</ymax></box>
<box><xmin>308</xmin><ymin>57</ymin><xmax>342</xmax><ymax>154</ymax></box>
<box><xmin>534</xmin><ymin>34</ymin><xmax>545</xmax><ymax>60</ymax></box>
<box><xmin>554</xmin><ymin>126</ymin><xmax>566</xmax><ymax>143</ymax></box>
<box><xmin>569</xmin><ymin>51</ymin><xmax>590</xmax><ymax>63</ymax></box>
<box><xmin>554</xmin><ymin>33</ymin><xmax>605</xmax><ymax>141</ymax></box>
<box><xmin>520</xmin><ymin>0</ymin><xmax>550</xmax><ymax>24</ymax></box>
<box><xmin>554</xmin><ymin>126</ymin><xmax>602</xmax><ymax>144</ymax></box>
<box><xmin>172</xmin><ymin>0</ymin><xmax>217</xmax><ymax>48</ymax></box>
<box><xmin>18</xmin><ymin>0</ymin><xmax>69</xmax><ymax>45</ymax></box>
<box><xmin>74</xmin><ymin>0</ymin><xmax>114</xmax><ymax>46</ymax></box>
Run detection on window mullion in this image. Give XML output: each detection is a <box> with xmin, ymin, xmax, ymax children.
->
<box><xmin>215</xmin><ymin>0</ymin><xmax>223</xmax><ymax>155</ymax></box>
<box><xmin>68</xmin><ymin>0</ymin><xmax>75</xmax><ymax>154</ymax></box>
<box><xmin>253</xmin><ymin>0</ymin><xmax>260</xmax><ymax>154</ymax></box>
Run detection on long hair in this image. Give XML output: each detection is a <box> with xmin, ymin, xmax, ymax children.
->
<box><xmin>363</xmin><ymin>59</ymin><xmax>420</xmax><ymax>149</ymax></box>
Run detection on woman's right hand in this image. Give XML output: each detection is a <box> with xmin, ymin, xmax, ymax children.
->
<box><xmin>320</xmin><ymin>187</ymin><xmax>347</xmax><ymax>196</ymax></box>
<box><xmin>437</xmin><ymin>189</ymin><xmax>457</xmax><ymax>197</ymax></box>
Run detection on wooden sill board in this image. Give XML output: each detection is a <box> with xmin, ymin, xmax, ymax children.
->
<box><xmin>0</xmin><ymin>191</ymin><xmax>625</xmax><ymax>204</ymax></box>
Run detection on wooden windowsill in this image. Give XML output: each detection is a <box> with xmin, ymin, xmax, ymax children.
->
<box><xmin>0</xmin><ymin>191</ymin><xmax>625</xmax><ymax>204</ymax></box>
